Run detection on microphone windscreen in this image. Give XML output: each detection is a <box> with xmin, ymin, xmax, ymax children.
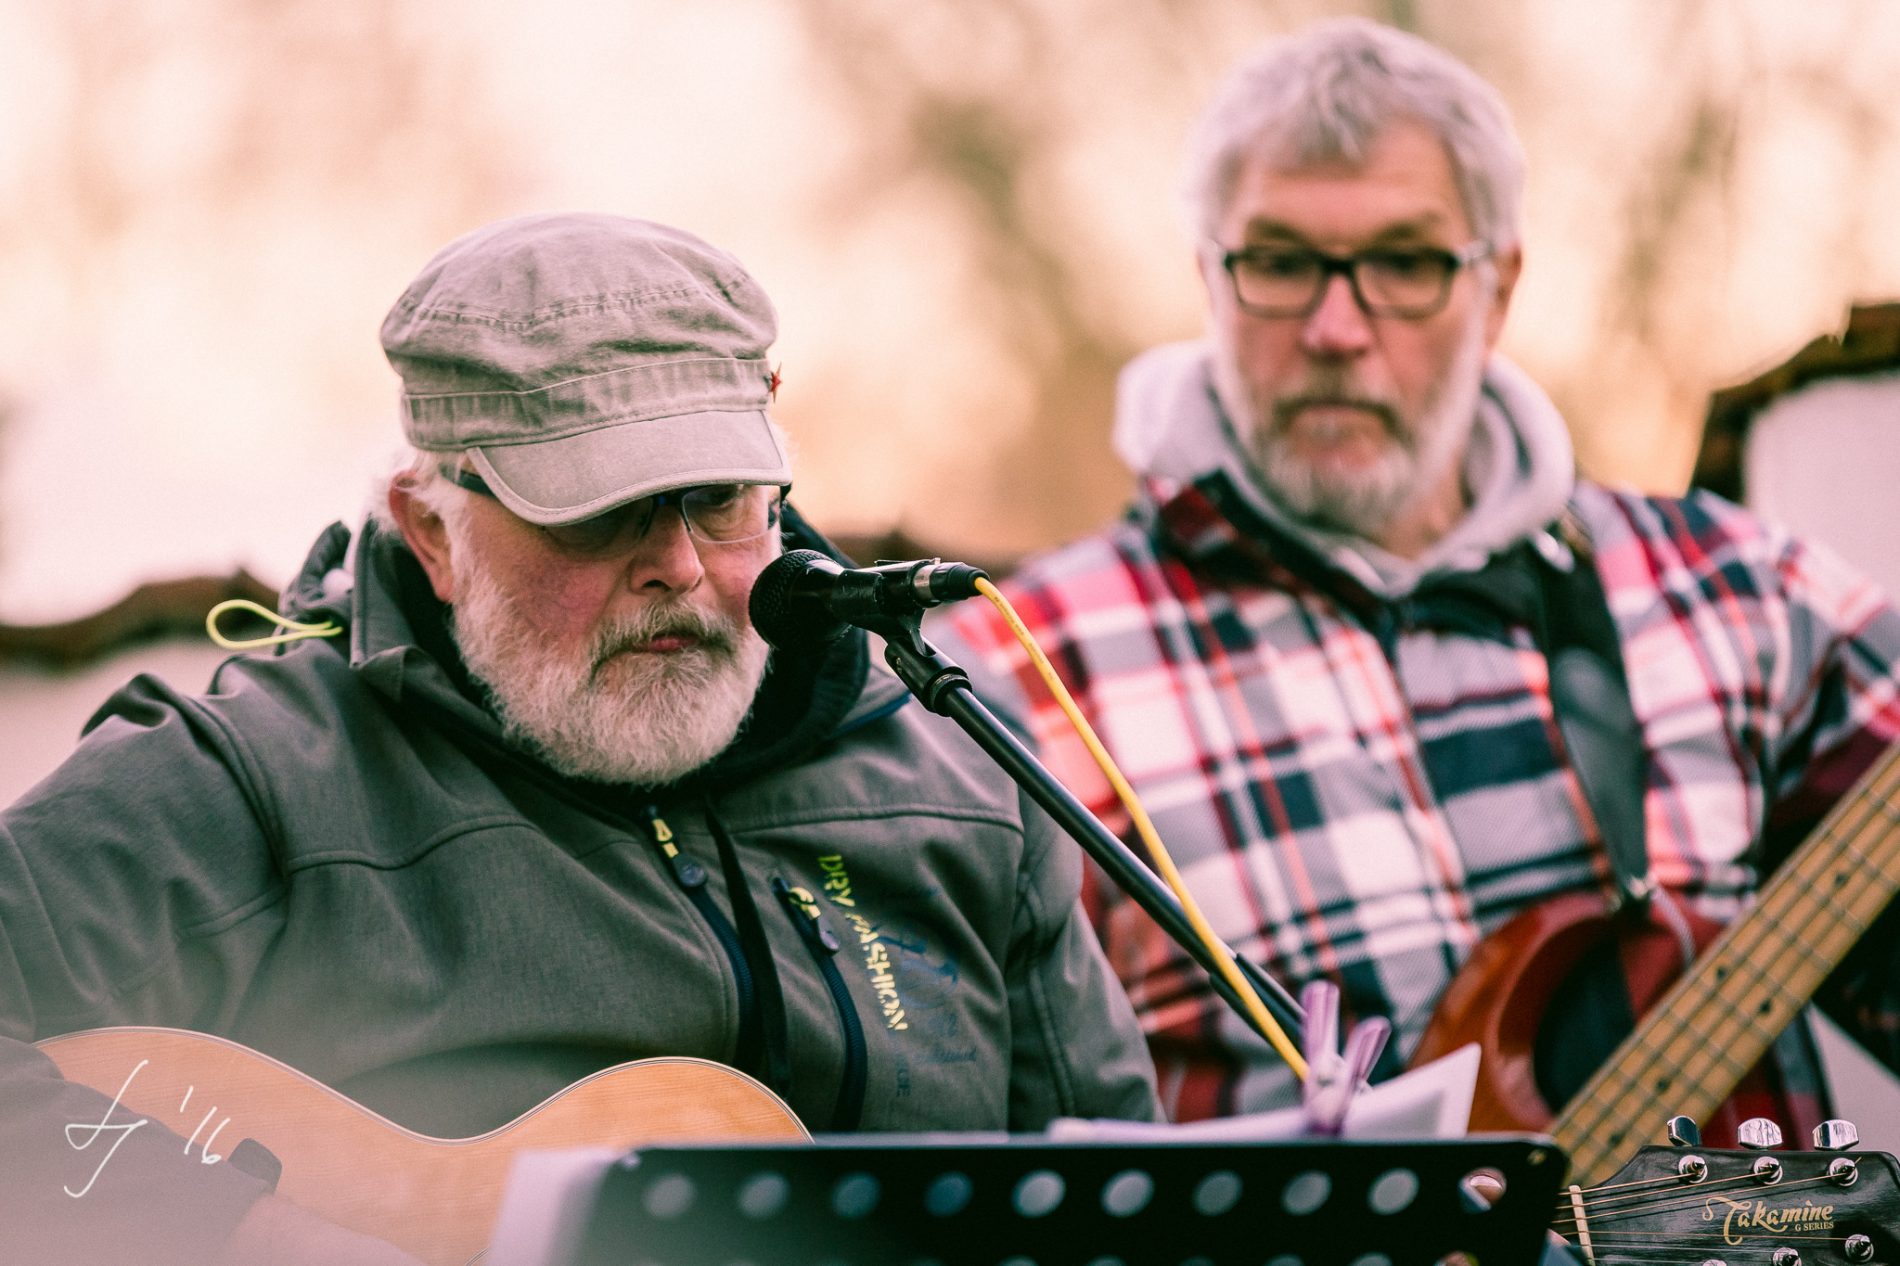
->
<box><xmin>748</xmin><ymin>549</ymin><xmax>845</xmax><ymax>650</ymax></box>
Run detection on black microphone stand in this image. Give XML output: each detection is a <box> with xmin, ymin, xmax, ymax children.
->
<box><xmin>870</xmin><ymin>612</ymin><xmax>1306</xmax><ymax>1046</ymax></box>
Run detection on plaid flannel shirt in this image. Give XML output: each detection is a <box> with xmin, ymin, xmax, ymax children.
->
<box><xmin>943</xmin><ymin>469</ymin><xmax>1900</xmax><ymax>1125</ymax></box>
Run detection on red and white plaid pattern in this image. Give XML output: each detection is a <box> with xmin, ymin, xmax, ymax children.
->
<box><xmin>943</xmin><ymin>473</ymin><xmax>1900</xmax><ymax>1124</ymax></box>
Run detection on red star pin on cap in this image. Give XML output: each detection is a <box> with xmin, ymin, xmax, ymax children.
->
<box><xmin>766</xmin><ymin>364</ymin><xmax>783</xmax><ymax>402</ymax></box>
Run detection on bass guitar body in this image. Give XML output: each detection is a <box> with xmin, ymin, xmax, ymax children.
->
<box><xmin>39</xmin><ymin>1026</ymin><xmax>810</xmax><ymax>1266</ymax></box>
<box><xmin>1410</xmin><ymin>890</ymin><xmax>1783</xmax><ymax>1147</ymax></box>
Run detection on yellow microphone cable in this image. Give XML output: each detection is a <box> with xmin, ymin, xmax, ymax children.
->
<box><xmin>972</xmin><ymin>577</ymin><xmax>1308</xmax><ymax>1082</ymax></box>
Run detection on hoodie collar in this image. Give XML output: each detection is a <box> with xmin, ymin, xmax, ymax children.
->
<box><xmin>1112</xmin><ymin>339</ymin><xmax>1575</xmax><ymax>598</ymax></box>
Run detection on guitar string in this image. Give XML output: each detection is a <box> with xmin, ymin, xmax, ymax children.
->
<box><xmin>1568</xmin><ymin>1255</ymin><xmax>1835</xmax><ymax>1264</ymax></box>
<box><xmin>1549</xmin><ymin>1170</ymin><xmax>1849</xmax><ymax>1230</ymax></box>
<box><xmin>1549</xmin><ymin>1173</ymin><xmax>1860</xmax><ymax>1258</ymax></box>
<box><xmin>1558</xmin><ymin>744</ymin><xmax>1900</xmax><ymax>1149</ymax></box>
<box><xmin>1580</xmin><ymin>748</ymin><xmax>1900</xmax><ymax>1132</ymax></box>
<box><xmin>1559</xmin><ymin>876</ymin><xmax>1880</xmax><ymax>1173</ymax></box>
<box><xmin>1573</xmin><ymin>1233</ymin><xmax>1853</xmax><ymax>1246</ymax></box>
<box><xmin>1551</xmin><ymin>1171</ymin><xmax>1703</xmax><ymax>1206</ymax></box>
<box><xmin>1573</xmin><ymin>1224</ymin><xmax>1854</xmax><ymax>1231</ymax></box>
<box><xmin>1547</xmin><ymin>1168</ymin><xmax>1767</xmax><ymax>1220</ymax></box>
<box><xmin>1553</xmin><ymin>752</ymin><xmax>1900</xmax><ymax>1173</ymax></box>
<box><xmin>1550</xmin><ymin>1170</ymin><xmax>1846</xmax><ymax>1224</ymax></box>
<box><xmin>1559</xmin><ymin>846</ymin><xmax>1886</xmax><ymax>1157</ymax></box>
<box><xmin>1557</xmin><ymin>820</ymin><xmax>1891</xmax><ymax>1175</ymax></box>
<box><xmin>1559</xmin><ymin>1254</ymin><xmax>1835</xmax><ymax>1265</ymax></box>
<box><xmin>1560</xmin><ymin>1233</ymin><xmax>1854</xmax><ymax>1260</ymax></box>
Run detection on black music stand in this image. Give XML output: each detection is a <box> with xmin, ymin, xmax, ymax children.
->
<box><xmin>563</xmin><ymin>1135</ymin><xmax>1566</xmax><ymax>1266</ymax></box>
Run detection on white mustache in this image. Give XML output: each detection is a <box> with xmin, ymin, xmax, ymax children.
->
<box><xmin>1273</xmin><ymin>392</ymin><xmax>1405</xmax><ymax>444</ymax></box>
<box><xmin>589</xmin><ymin>605</ymin><xmax>739</xmax><ymax>673</ymax></box>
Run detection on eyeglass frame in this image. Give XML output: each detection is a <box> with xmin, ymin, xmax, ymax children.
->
<box><xmin>440</xmin><ymin>465</ymin><xmax>787</xmax><ymax>549</ymax></box>
<box><xmin>1209</xmin><ymin>238</ymin><xmax>1494</xmax><ymax>320</ymax></box>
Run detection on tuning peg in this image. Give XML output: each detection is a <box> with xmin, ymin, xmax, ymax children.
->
<box><xmin>1813</xmin><ymin>1119</ymin><xmax>1860</xmax><ymax>1151</ymax></box>
<box><xmin>1666</xmin><ymin>1115</ymin><xmax>1701</xmax><ymax>1147</ymax></box>
<box><xmin>1737</xmin><ymin>1118</ymin><xmax>1784</xmax><ymax>1149</ymax></box>
<box><xmin>1773</xmin><ymin>1249</ymin><xmax>1802</xmax><ymax>1266</ymax></box>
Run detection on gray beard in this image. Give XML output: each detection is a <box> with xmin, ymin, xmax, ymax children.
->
<box><xmin>449</xmin><ymin>555</ymin><xmax>771</xmax><ymax>787</ymax></box>
<box><xmin>1215</xmin><ymin>304</ymin><xmax>1489</xmax><ymax>539</ymax></box>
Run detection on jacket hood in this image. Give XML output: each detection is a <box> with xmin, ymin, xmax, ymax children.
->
<box><xmin>1111</xmin><ymin>338</ymin><xmax>1576</xmax><ymax>596</ymax></box>
<box><xmin>277</xmin><ymin>507</ymin><xmax>892</xmax><ymax>796</ymax></box>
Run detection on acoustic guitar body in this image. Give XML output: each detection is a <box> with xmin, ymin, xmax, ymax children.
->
<box><xmin>39</xmin><ymin>1026</ymin><xmax>810</xmax><ymax>1266</ymax></box>
<box><xmin>1409</xmin><ymin>890</ymin><xmax>1781</xmax><ymax>1147</ymax></box>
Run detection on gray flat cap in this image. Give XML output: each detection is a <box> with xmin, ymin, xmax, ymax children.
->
<box><xmin>381</xmin><ymin>212</ymin><xmax>790</xmax><ymax>524</ymax></box>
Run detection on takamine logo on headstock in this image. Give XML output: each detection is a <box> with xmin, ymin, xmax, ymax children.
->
<box><xmin>1699</xmin><ymin>1190</ymin><xmax>1837</xmax><ymax>1245</ymax></box>
<box><xmin>1552</xmin><ymin>1114</ymin><xmax>1900</xmax><ymax>1264</ymax></box>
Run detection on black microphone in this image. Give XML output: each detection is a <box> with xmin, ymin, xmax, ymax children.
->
<box><xmin>749</xmin><ymin>549</ymin><xmax>989</xmax><ymax>649</ymax></box>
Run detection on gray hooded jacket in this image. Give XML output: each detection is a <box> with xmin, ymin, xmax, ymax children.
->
<box><xmin>0</xmin><ymin>517</ymin><xmax>1157</xmax><ymax>1263</ymax></box>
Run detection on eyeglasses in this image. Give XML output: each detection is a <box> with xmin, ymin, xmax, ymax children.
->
<box><xmin>444</xmin><ymin>467</ymin><xmax>785</xmax><ymax>557</ymax></box>
<box><xmin>1213</xmin><ymin>240</ymin><xmax>1493</xmax><ymax>319</ymax></box>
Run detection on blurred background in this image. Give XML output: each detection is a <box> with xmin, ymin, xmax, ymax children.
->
<box><xmin>2</xmin><ymin>0</ymin><xmax>1898</xmax><ymax>623</ymax></box>
<box><xmin>5</xmin><ymin>0</ymin><xmax>1900</xmax><ymax>1146</ymax></box>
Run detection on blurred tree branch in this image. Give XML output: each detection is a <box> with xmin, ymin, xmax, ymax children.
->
<box><xmin>784</xmin><ymin>0</ymin><xmax>1900</xmax><ymax>553</ymax></box>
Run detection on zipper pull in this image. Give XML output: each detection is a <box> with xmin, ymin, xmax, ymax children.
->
<box><xmin>772</xmin><ymin>876</ymin><xmax>841</xmax><ymax>953</ymax></box>
<box><xmin>643</xmin><ymin>806</ymin><xmax>707</xmax><ymax>889</ymax></box>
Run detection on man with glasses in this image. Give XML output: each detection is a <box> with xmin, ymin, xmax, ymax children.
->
<box><xmin>938</xmin><ymin>14</ymin><xmax>1900</xmax><ymax>1143</ymax></box>
<box><xmin>0</xmin><ymin>213</ymin><xmax>1157</xmax><ymax>1265</ymax></box>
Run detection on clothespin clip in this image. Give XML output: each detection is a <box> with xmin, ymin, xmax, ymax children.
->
<box><xmin>1299</xmin><ymin>980</ymin><xmax>1391</xmax><ymax>1137</ymax></box>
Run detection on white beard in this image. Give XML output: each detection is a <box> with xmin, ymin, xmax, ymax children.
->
<box><xmin>1215</xmin><ymin>299</ymin><xmax>1490</xmax><ymax>539</ymax></box>
<box><xmin>448</xmin><ymin>551</ymin><xmax>771</xmax><ymax>787</ymax></box>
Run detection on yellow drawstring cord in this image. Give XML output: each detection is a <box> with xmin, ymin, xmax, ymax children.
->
<box><xmin>972</xmin><ymin>576</ymin><xmax>1308</xmax><ymax>1082</ymax></box>
<box><xmin>205</xmin><ymin>599</ymin><xmax>343</xmax><ymax>651</ymax></box>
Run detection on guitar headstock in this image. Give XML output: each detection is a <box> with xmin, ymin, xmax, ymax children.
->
<box><xmin>1556</xmin><ymin>1140</ymin><xmax>1900</xmax><ymax>1264</ymax></box>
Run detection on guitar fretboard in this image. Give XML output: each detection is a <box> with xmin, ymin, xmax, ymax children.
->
<box><xmin>1553</xmin><ymin>740</ymin><xmax>1900</xmax><ymax>1184</ymax></box>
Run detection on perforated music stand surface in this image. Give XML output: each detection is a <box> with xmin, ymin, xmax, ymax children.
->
<box><xmin>568</xmin><ymin>1135</ymin><xmax>1565</xmax><ymax>1266</ymax></box>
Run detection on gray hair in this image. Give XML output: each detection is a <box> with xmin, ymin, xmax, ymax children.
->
<box><xmin>374</xmin><ymin>448</ymin><xmax>473</xmax><ymax>539</ymax></box>
<box><xmin>1182</xmin><ymin>18</ymin><xmax>1525</xmax><ymax>250</ymax></box>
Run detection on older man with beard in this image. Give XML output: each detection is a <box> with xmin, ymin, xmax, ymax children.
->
<box><xmin>937</xmin><ymin>14</ymin><xmax>1900</xmax><ymax>1152</ymax></box>
<box><xmin>0</xmin><ymin>213</ymin><xmax>1157</xmax><ymax>1266</ymax></box>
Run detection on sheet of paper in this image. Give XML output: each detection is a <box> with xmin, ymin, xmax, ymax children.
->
<box><xmin>1048</xmin><ymin>1042</ymin><xmax>1483</xmax><ymax>1142</ymax></box>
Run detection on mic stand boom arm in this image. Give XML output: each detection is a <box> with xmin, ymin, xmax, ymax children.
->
<box><xmin>876</xmin><ymin>616</ymin><xmax>1305</xmax><ymax>1047</ymax></box>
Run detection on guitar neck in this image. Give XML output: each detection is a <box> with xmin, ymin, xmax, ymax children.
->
<box><xmin>1553</xmin><ymin>741</ymin><xmax>1900</xmax><ymax>1183</ymax></box>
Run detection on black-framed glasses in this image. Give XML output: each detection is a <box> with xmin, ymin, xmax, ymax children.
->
<box><xmin>444</xmin><ymin>467</ymin><xmax>786</xmax><ymax>557</ymax></box>
<box><xmin>1213</xmin><ymin>240</ymin><xmax>1493</xmax><ymax>319</ymax></box>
